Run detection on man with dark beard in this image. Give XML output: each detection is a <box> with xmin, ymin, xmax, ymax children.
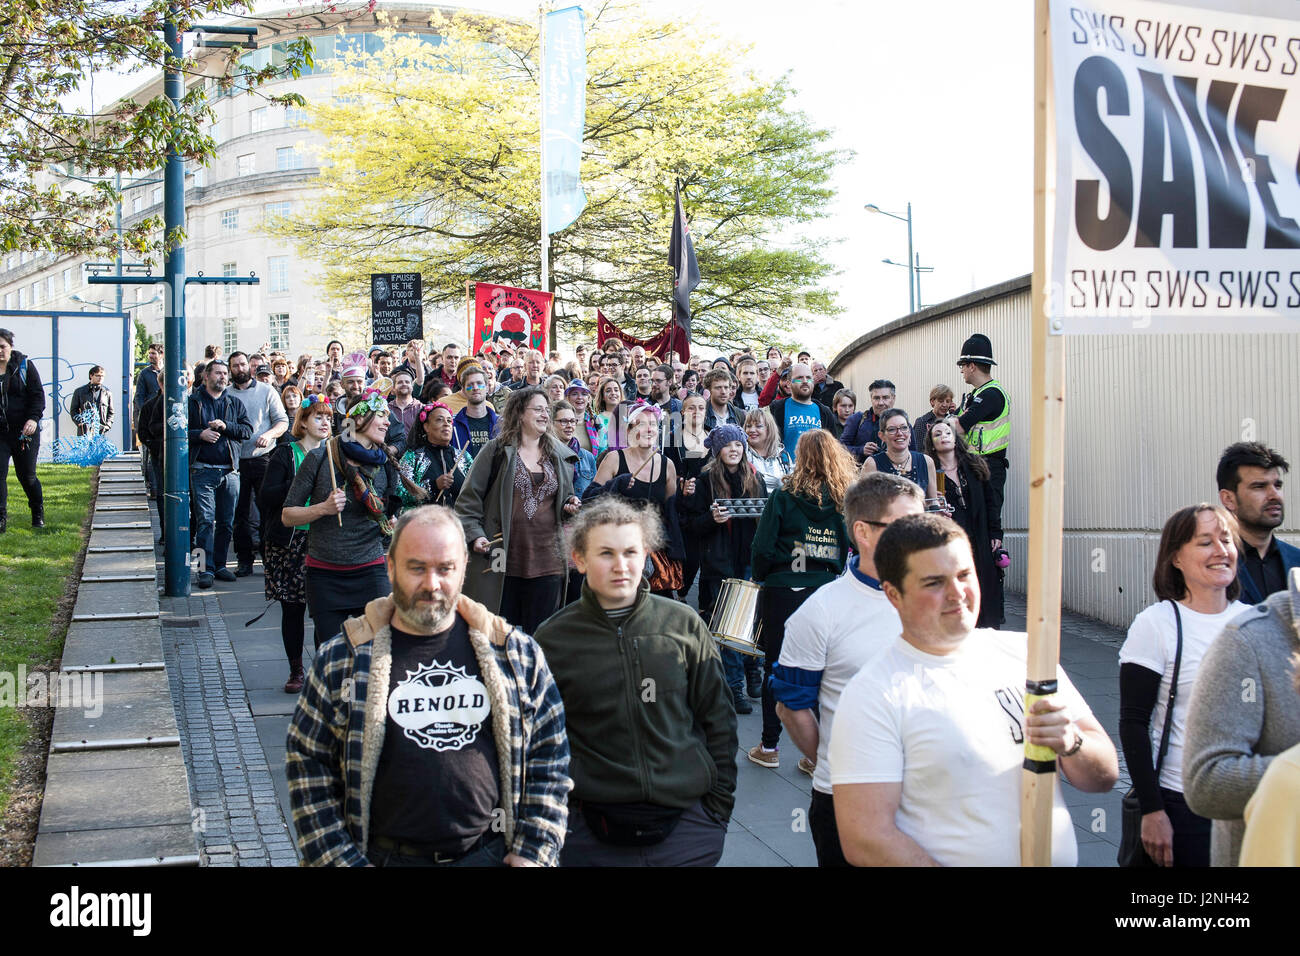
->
<box><xmin>228</xmin><ymin>351</ymin><xmax>288</xmax><ymax>576</ymax></box>
<box><xmin>287</xmin><ymin>505</ymin><xmax>572</xmax><ymax>866</ymax></box>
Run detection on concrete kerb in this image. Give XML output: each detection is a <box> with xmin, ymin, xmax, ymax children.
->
<box><xmin>32</xmin><ymin>464</ymin><xmax>200</xmax><ymax>868</ymax></box>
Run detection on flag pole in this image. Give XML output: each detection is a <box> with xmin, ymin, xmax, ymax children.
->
<box><xmin>1021</xmin><ymin>0</ymin><xmax>1066</xmax><ymax>867</ymax></box>
<box><xmin>539</xmin><ymin>5</ymin><xmax>550</xmax><ymax>299</ymax></box>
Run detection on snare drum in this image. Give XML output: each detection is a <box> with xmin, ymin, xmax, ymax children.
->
<box><xmin>709</xmin><ymin>578</ymin><xmax>763</xmax><ymax>658</ymax></box>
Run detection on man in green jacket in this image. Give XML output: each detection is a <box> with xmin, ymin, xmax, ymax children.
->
<box><xmin>533</xmin><ymin>496</ymin><xmax>738</xmax><ymax>866</ymax></box>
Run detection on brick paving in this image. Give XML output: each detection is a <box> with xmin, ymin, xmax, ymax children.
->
<box><xmin>153</xmin><ymin>505</ymin><xmax>299</xmax><ymax>867</ymax></box>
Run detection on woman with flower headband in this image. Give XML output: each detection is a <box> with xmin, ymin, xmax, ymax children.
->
<box><xmin>281</xmin><ymin>385</ymin><xmax>412</xmax><ymax>646</ymax></box>
<box><xmin>586</xmin><ymin>400</ymin><xmax>685</xmax><ymax>598</ymax></box>
<box><xmin>396</xmin><ymin>401</ymin><xmax>466</xmax><ymax>510</ymax></box>
<box><xmin>257</xmin><ymin>394</ymin><xmax>334</xmax><ymax>693</ymax></box>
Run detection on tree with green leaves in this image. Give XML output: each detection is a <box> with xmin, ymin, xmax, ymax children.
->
<box><xmin>274</xmin><ymin>1</ymin><xmax>847</xmax><ymax>348</ymax></box>
<box><xmin>0</xmin><ymin>0</ymin><xmax>314</xmax><ymax>260</ymax></box>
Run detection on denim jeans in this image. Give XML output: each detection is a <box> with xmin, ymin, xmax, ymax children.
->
<box><xmin>191</xmin><ymin>466</ymin><xmax>239</xmax><ymax>573</ymax></box>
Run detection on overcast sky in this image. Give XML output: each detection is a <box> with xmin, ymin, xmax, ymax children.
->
<box><xmin>85</xmin><ymin>0</ymin><xmax>1035</xmax><ymax>358</ymax></box>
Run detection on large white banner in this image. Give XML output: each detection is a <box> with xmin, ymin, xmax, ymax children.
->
<box><xmin>1050</xmin><ymin>0</ymin><xmax>1300</xmax><ymax>333</ymax></box>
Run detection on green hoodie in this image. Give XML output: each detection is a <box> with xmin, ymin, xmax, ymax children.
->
<box><xmin>531</xmin><ymin>581</ymin><xmax>739</xmax><ymax>822</ymax></box>
<box><xmin>750</xmin><ymin>486</ymin><xmax>850</xmax><ymax>587</ymax></box>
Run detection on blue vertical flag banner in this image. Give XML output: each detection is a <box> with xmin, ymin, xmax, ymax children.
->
<box><xmin>543</xmin><ymin>6</ymin><xmax>587</xmax><ymax>234</ymax></box>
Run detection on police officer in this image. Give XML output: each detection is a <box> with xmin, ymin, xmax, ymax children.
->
<box><xmin>951</xmin><ymin>334</ymin><xmax>1010</xmax><ymax>523</ymax></box>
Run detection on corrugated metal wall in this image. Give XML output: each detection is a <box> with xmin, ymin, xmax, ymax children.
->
<box><xmin>831</xmin><ymin>282</ymin><xmax>1300</xmax><ymax>628</ymax></box>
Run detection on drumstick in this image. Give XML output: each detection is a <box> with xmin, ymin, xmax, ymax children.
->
<box><xmin>328</xmin><ymin>436</ymin><xmax>342</xmax><ymax>527</ymax></box>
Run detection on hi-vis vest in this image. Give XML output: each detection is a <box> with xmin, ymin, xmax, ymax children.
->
<box><xmin>965</xmin><ymin>380</ymin><xmax>1010</xmax><ymax>456</ymax></box>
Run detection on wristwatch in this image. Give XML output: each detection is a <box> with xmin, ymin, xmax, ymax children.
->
<box><xmin>1062</xmin><ymin>727</ymin><xmax>1084</xmax><ymax>757</ymax></box>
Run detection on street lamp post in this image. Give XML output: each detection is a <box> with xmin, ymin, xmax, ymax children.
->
<box><xmin>865</xmin><ymin>201</ymin><xmax>915</xmax><ymax>314</ymax></box>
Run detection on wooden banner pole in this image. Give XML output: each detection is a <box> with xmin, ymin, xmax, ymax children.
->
<box><xmin>1022</xmin><ymin>0</ymin><xmax>1067</xmax><ymax>867</ymax></box>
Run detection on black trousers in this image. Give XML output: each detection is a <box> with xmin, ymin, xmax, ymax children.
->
<box><xmin>1161</xmin><ymin>787</ymin><xmax>1211</xmax><ymax>867</ymax></box>
<box><xmin>0</xmin><ymin>430</ymin><xmax>43</xmax><ymax>516</ymax></box>
<box><xmin>234</xmin><ymin>453</ymin><xmax>270</xmax><ymax>563</ymax></box>
<box><xmin>499</xmin><ymin>574</ymin><xmax>563</xmax><ymax>635</ymax></box>
<box><xmin>985</xmin><ymin>455</ymin><xmax>1008</xmax><ymax>527</ymax></box>
<box><xmin>759</xmin><ymin>585</ymin><xmax>817</xmax><ymax>749</ymax></box>
<box><xmin>809</xmin><ymin>789</ymin><xmax>850</xmax><ymax>868</ymax></box>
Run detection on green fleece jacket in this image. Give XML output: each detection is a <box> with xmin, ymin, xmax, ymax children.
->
<box><xmin>750</xmin><ymin>485</ymin><xmax>850</xmax><ymax>587</ymax></box>
<box><xmin>531</xmin><ymin>581</ymin><xmax>739</xmax><ymax>821</ymax></box>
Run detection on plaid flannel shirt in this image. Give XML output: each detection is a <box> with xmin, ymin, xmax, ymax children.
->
<box><xmin>286</xmin><ymin>595</ymin><xmax>571</xmax><ymax>866</ymax></box>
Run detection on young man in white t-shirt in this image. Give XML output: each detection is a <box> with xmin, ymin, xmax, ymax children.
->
<box><xmin>830</xmin><ymin>514</ymin><xmax>1119</xmax><ymax>866</ymax></box>
<box><xmin>774</xmin><ymin>472</ymin><xmax>923</xmax><ymax>867</ymax></box>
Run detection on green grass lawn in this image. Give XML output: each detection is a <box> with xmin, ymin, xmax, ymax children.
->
<box><xmin>0</xmin><ymin>464</ymin><xmax>94</xmax><ymax>816</ymax></box>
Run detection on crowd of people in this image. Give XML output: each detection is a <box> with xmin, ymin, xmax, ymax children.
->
<box><xmin>65</xmin><ymin>325</ymin><xmax>1292</xmax><ymax>867</ymax></box>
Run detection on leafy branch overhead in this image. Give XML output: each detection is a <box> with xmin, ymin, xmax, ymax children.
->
<box><xmin>273</xmin><ymin>1</ymin><xmax>848</xmax><ymax>347</ymax></box>
<box><xmin>0</xmin><ymin>0</ymin><xmax>318</xmax><ymax>260</ymax></box>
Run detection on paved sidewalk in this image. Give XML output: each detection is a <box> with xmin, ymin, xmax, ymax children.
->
<box><xmin>184</xmin><ymin>537</ymin><xmax>1128</xmax><ymax>866</ymax></box>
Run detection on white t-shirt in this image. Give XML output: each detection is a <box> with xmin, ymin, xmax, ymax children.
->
<box><xmin>1118</xmin><ymin>599</ymin><xmax>1248</xmax><ymax>793</ymax></box>
<box><xmin>776</xmin><ymin>566</ymin><xmax>901</xmax><ymax>795</ymax></box>
<box><xmin>739</xmin><ymin>389</ymin><xmax>760</xmax><ymax>411</ymax></box>
<box><xmin>830</xmin><ymin>630</ymin><xmax>1094</xmax><ymax>867</ymax></box>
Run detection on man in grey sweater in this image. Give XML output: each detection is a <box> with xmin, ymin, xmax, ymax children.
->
<box><xmin>228</xmin><ymin>351</ymin><xmax>288</xmax><ymax>576</ymax></box>
<box><xmin>1183</xmin><ymin>567</ymin><xmax>1300</xmax><ymax>866</ymax></box>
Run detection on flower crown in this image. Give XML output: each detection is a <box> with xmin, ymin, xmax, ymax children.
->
<box><xmin>345</xmin><ymin>387</ymin><xmax>389</xmax><ymax>419</ymax></box>
<box><xmin>302</xmin><ymin>394</ymin><xmax>332</xmax><ymax>412</ymax></box>
<box><xmin>418</xmin><ymin>401</ymin><xmax>451</xmax><ymax>423</ymax></box>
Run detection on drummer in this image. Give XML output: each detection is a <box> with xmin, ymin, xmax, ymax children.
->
<box><xmin>680</xmin><ymin>424</ymin><xmax>766</xmax><ymax>715</ymax></box>
<box><xmin>531</xmin><ymin>496</ymin><xmax>738</xmax><ymax>866</ymax></box>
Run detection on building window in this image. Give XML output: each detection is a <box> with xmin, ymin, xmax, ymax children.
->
<box><xmin>132</xmin><ymin>195</ymin><xmax>141</xmax><ymax>214</ymax></box>
<box><xmin>3</xmin><ymin>293</ymin><xmax>11</xmax><ymax>309</ymax></box>
<box><xmin>285</xmin><ymin>106</ymin><xmax>307</xmax><ymax>127</ymax></box>
<box><xmin>268</xmin><ymin>313</ymin><xmax>290</xmax><ymax>351</ymax></box>
<box><xmin>223</xmin><ymin>261</ymin><xmax>237</xmax><ymax>313</ymax></box>
<box><xmin>237</xmin><ymin>153</ymin><xmax>255</xmax><ymax>177</ymax></box>
<box><xmin>32</xmin><ymin>281</ymin><xmax>41</xmax><ymax>304</ymax></box>
<box><xmin>17</xmin><ymin>288</ymin><xmax>26</xmax><ymax>308</ymax></box>
<box><xmin>275</xmin><ymin>146</ymin><xmax>304</xmax><ymax>171</ymax></box>
<box><xmin>223</xmin><ymin>315</ymin><xmax>238</xmax><ymax>355</ymax></box>
<box><xmin>249</xmin><ymin>107</ymin><xmax>269</xmax><ymax>133</ymax></box>
<box><xmin>212</xmin><ymin>120</ymin><xmax>223</xmax><ymax>143</ymax></box>
<box><xmin>264</xmin><ymin>201</ymin><xmax>291</xmax><ymax>221</ymax></box>
<box><xmin>268</xmin><ymin>256</ymin><xmax>289</xmax><ymax>293</ymax></box>
<box><xmin>192</xmin><ymin>166</ymin><xmax>206</xmax><ymax>189</ymax></box>
<box><xmin>20</xmin><ymin>251</ymin><xmax>28</xmax><ymax>264</ymax></box>
<box><xmin>5</xmin><ymin>255</ymin><xmax>13</xmax><ymax>270</ymax></box>
<box><xmin>222</xmin><ymin>208</ymin><xmax>239</xmax><ymax>232</ymax></box>
<box><xmin>47</xmin><ymin>275</ymin><xmax>56</xmax><ymax>300</ymax></box>
<box><xmin>62</xmin><ymin>268</ymin><xmax>72</xmax><ymax>292</ymax></box>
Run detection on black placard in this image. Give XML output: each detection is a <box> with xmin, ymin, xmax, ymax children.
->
<box><xmin>370</xmin><ymin>273</ymin><xmax>423</xmax><ymax>345</ymax></box>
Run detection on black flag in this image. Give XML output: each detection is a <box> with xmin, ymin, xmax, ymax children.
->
<box><xmin>668</xmin><ymin>179</ymin><xmax>700</xmax><ymax>341</ymax></box>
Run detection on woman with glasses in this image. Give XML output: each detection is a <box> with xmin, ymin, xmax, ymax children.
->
<box><xmin>859</xmin><ymin>408</ymin><xmax>939</xmax><ymax>498</ymax></box>
<box><xmin>456</xmin><ymin>386</ymin><xmax>581</xmax><ymax>633</ymax></box>
<box><xmin>258</xmin><ymin>395</ymin><xmax>333</xmax><ymax>692</ymax></box>
<box><xmin>551</xmin><ymin>399</ymin><xmax>597</xmax><ymax>498</ymax></box>
<box><xmin>281</xmin><ymin>387</ymin><xmax>406</xmax><ymax>646</ymax></box>
<box><xmin>397</xmin><ymin>401</ymin><xmax>466</xmax><ymax>510</ymax></box>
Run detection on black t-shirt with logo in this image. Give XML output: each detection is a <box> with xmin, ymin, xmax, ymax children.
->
<box><xmin>368</xmin><ymin>615</ymin><xmax>501</xmax><ymax>856</ymax></box>
<box><xmin>465</xmin><ymin>413</ymin><xmax>493</xmax><ymax>456</ymax></box>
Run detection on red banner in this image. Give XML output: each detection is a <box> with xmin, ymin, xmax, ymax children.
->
<box><xmin>596</xmin><ymin>310</ymin><xmax>690</xmax><ymax>362</ymax></box>
<box><xmin>471</xmin><ymin>283</ymin><xmax>553</xmax><ymax>354</ymax></box>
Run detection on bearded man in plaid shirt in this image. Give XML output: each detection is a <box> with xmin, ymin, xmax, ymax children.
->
<box><xmin>287</xmin><ymin>506</ymin><xmax>571</xmax><ymax>866</ymax></box>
